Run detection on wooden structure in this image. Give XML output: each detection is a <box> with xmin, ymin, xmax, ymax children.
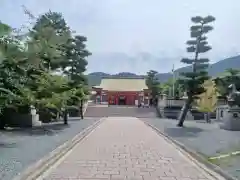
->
<box><xmin>92</xmin><ymin>78</ymin><xmax>150</xmax><ymax>106</ymax></box>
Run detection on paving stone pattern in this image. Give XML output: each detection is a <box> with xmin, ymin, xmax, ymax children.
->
<box><xmin>42</xmin><ymin>117</ymin><xmax>220</xmax><ymax>180</ymax></box>
<box><xmin>84</xmin><ymin>106</ymin><xmax>156</xmax><ymax>118</ymax></box>
<box><xmin>141</xmin><ymin>118</ymin><xmax>240</xmax><ymax>179</ymax></box>
<box><xmin>0</xmin><ymin>118</ymin><xmax>98</xmax><ymax>180</ymax></box>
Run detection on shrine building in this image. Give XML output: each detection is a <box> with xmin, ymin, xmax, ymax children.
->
<box><xmin>92</xmin><ymin>78</ymin><xmax>150</xmax><ymax>106</ymax></box>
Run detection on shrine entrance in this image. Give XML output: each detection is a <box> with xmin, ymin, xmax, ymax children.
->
<box><xmin>92</xmin><ymin>78</ymin><xmax>150</xmax><ymax>106</ymax></box>
<box><xmin>118</xmin><ymin>96</ymin><xmax>126</xmax><ymax>105</ymax></box>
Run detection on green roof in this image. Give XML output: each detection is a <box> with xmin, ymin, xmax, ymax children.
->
<box><xmin>97</xmin><ymin>78</ymin><xmax>148</xmax><ymax>91</ymax></box>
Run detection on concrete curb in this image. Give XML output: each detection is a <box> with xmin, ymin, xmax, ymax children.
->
<box><xmin>13</xmin><ymin>118</ymin><xmax>105</xmax><ymax>180</ymax></box>
<box><xmin>143</xmin><ymin>121</ymin><xmax>237</xmax><ymax>180</ymax></box>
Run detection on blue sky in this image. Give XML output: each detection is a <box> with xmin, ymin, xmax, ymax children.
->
<box><xmin>1</xmin><ymin>0</ymin><xmax>239</xmax><ymax>74</ymax></box>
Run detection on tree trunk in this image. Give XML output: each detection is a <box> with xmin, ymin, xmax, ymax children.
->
<box><xmin>63</xmin><ymin>110</ymin><xmax>68</xmax><ymax>125</ymax></box>
<box><xmin>80</xmin><ymin>100</ymin><xmax>83</xmax><ymax>119</ymax></box>
<box><xmin>177</xmin><ymin>98</ymin><xmax>192</xmax><ymax>127</ymax></box>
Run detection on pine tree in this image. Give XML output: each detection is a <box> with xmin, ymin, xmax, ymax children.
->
<box><xmin>31</xmin><ymin>11</ymin><xmax>71</xmax><ymax>71</ymax></box>
<box><xmin>0</xmin><ymin>8</ymin><xmax>92</xmax><ymax>128</ymax></box>
<box><xmin>177</xmin><ymin>15</ymin><xmax>215</xmax><ymax>127</ymax></box>
<box><xmin>214</xmin><ymin>68</ymin><xmax>240</xmax><ymax>98</ymax></box>
<box><xmin>61</xmin><ymin>35</ymin><xmax>91</xmax><ymax>119</ymax></box>
<box><xmin>62</xmin><ymin>35</ymin><xmax>90</xmax><ymax>85</ymax></box>
<box><xmin>146</xmin><ymin>70</ymin><xmax>160</xmax><ymax>106</ymax></box>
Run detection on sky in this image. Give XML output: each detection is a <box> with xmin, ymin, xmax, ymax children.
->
<box><xmin>1</xmin><ymin>0</ymin><xmax>240</xmax><ymax>74</ymax></box>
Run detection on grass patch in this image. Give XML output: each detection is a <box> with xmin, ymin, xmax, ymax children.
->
<box><xmin>209</xmin><ymin>151</ymin><xmax>240</xmax><ymax>160</ymax></box>
<box><xmin>208</xmin><ymin>156</ymin><xmax>236</xmax><ymax>168</ymax></box>
<box><xmin>208</xmin><ymin>158</ymin><xmax>222</xmax><ymax>165</ymax></box>
<box><xmin>207</xmin><ymin>151</ymin><xmax>240</xmax><ymax>168</ymax></box>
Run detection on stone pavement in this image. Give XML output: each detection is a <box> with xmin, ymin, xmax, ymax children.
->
<box><xmin>84</xmin><ymin>106</ymin><xmax>156</xmax><ymax>118</ymax></box>
<box><xmin>0</xmin><ymin>119</ymin><xmax>98</xmax><ymax>180</ymax></box>
<box><xmin>141</xmin><ymin>118</ymin><xmax>240</xmax><ymax>179</ymax></box>
<box><xmin>39</xmin><ymin>117</ymin><xmax>224</xmax><ymax>180</ymax></box>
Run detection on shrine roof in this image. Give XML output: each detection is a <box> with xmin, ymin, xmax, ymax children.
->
<box><xmin>96</xmin><ymin>78</ymin><xmax>148</xmax><ymax>91</ymax></box>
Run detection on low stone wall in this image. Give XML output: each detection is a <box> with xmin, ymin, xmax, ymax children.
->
<box><xmin>157</xmin><ymin>97</ymin><xmax>207</xmax><ymax>120</ymax></box>
<box><xmin>190</xmin><ymin>109</ymin><xmax>204</xmax><ymax>120</ymax></box>
<box><xmin>6</xmin><ymin>113</ymin><xmax>33</xmax><ymax>128</ymax></box>
<box><xmin>39</xmin><ymin>111</ymin><xmax>52</xmax><ymax>123</ymax></box>
<box><xmin>68</xmin><ymin>101</ymin><xmax>89</xmax><ymax>117</ymax></box>
<box><xmin>158</xmin><ymin>106</ymin><xmax>182</xmax><ymax>119</ymax></box>
<box><xmin>157</xmin><ymin>98</ymin><xmax>185</xmax><ymax>108</ymax></box>
<box><xmin>0</xmin><ymin>108</ymin><xmax>33</xmax><ymax>128</ymax></box>
<box><xmin>157</xmin><ymin>96</ymin><xmax>184</xmax><ymax>119</ymax></box>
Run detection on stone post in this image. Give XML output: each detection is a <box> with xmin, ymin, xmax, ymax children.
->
<box><xmin>30</xmin><ymin>105</ymin><xmax>42</xmax><ymax>127</ymax></box>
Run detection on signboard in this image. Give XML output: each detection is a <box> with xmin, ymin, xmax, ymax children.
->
<box><xmin>135</xmin><ymin>100</ymin><xmax>139</xmax><ymax>105</ymax></box>
<box><xmin>119</xmin><ymin>96</ymin><xmax>126</xmax><ymax>100</ymax></box>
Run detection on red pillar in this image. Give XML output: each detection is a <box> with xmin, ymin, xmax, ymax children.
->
<box><xmin>115</xmin><ymin>94</ymin><xmax>118</xmax><ymax>105</ymax></box>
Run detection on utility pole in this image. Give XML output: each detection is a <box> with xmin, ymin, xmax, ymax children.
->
<box><xmin>172</xmin><ymin>64</ymin><xmax>175</xmax><ymax>98</ymax></box>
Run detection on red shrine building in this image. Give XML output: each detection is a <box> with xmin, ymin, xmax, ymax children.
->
<box><xmin>92</xmin><ymin>78</ymin><xmax>150</xmax><ymax>106</ymax></box>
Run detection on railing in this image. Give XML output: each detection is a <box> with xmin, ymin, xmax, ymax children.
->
<box><xmin>158</xmin><ymin>98</ymin><xmax>185</xmax><ymax>108</ymax></box>
<box><xmin>216</xmin><ymin>99</ymin><xmax>228</xmax><ymax>106</ymax></box>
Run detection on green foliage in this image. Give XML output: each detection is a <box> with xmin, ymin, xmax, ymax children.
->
<box><xmin>178</xmin><ymin>15</ymin><xmax>215</xmax><ymax>126</ymax></box>
<box><xmin>29</xmin><ymin>11</ymin><xmax>72</xmax><ymax>71</ymax></box>
<box><xmin>196</xmin><ymin>80</ymin><xmax>218</xmax><ymax>113</ymax></box>
<box><xmin>0</xmin><ymin>8</ymin><xmax>90</xmax><ymax>124</ymax></box>
<box><xmin>161</xmin><ymin>78</ymin><xmax>184</xmax><ymax>98</ymax></box>
<box><xmin>61</xmin><ymin>35</ymin><xmax>91</xmax><ymax>86</ymax></box>
<box><xmin>214</xmin><ymin>68</ymin><xmax>240</xmax><ymax>97</ymax></box>
<box><xmin>0</xmin><ymin>21</ymin><xmax>12</xmax><ymax>37</ymax></box>
<box><xmin>180</xmin><ymin>15</ymin><xmax>215</xmax><ymax>100</ymax></box>
<box><xmin>146</xmin><ymin>70</ymin><xmax>161</xmax><ymax>99</ymax></box>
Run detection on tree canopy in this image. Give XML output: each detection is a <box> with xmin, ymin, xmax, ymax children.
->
<box><xmin>0</xmin><ymin>9</ymin><xmax>90</xmax><ymax>127</ymax></box>
<box><xmin>214</xmin><ymin>68</ymin><xmax>240</xmax><ymax>98</ymax></box>
<box><xmin>196</xmin><ymin>79</ymin><xmax>218</xmax><ymax>113</ymax></box>
<box><xmin>177</xmin><ymin>15</ymin><xmax>215</xmax><ymax>127</ymax></box>
<box><xmin>146</xmin><ymin>70</ymin><xmax>160</xmax><ymax>100</ymax></box>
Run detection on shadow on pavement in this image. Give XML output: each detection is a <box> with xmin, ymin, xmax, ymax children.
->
<box><xmin>164</xmin><ymin>126</ymin><xmax>204</xmax><ymax>138</ymax></box>
<box><xmin>0</xmin><ymin>123</ymin><xmax>71</xmax><ymax>136</ymax></box>
<box><xmin>0</xmin><ymin>118</ymin><xmax>98</xmax><ymax>180</ymax></box>
<box><xmin>0</xmin><ymin>142</ymin><xmax>17</xmax><ymax>148</ymax></box>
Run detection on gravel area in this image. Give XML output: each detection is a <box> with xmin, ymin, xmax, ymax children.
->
<box><xmin>141</xmin><ymin>118</ymin><xmax>240</xmax><ymax>179</ymax></box>
<box><xmin>0</xmin><ymin>118</ymin><xmax>98</xmax><ymax>180</ymax></box>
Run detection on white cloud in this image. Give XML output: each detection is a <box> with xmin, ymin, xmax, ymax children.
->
<box><xmin>1</xmin><ymin>0</ymin><xmax>240</xmax><ymax>73</ymax></box>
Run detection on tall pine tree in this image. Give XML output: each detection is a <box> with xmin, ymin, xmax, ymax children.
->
<box><xmin>61</xmin><ymin>35</ymin><xmax>91</xmax><ymax>119</ymax></box>
<box><xmin>31</xmin><ymin>11</ymin><xmax>71</xmax><ymax>71</ymax></box>
<box><xmin>177</xmin><ymin>15</ymin><xmax>215</xmax><ymax>127</ymax></box>
<box><xmin>146</xmin><ymin>70</ymin><xmax>160</xmax><ymax>106</ymax></box>
<box><xmin>62</xmin><ymin>35</ymin><xmax>90</xmax><ymax>85</ymax></box>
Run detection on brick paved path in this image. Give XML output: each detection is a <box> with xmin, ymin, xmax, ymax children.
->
<box><xmin>40</xmin><ymin>117</ymin><xmax>224</xmax><ymax>180</ymax></box>
<box><xmin>84</xmin><ymin>106</ymin><xmax>156</xmax><ymax>118</ymax></box>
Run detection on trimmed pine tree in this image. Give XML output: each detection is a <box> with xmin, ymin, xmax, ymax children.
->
<box><xmin>177</xmin><ymin>15</ymin><xmax>215</xmax><ymax>127</ymax></box>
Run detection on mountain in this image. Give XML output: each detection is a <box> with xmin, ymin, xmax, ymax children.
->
<box><xmin>87</xmin><ymin>55</ymin><xmax>240</xmax><ymax>86</ymax></box>
<box><xmin>87</xmin><ymin>72</ymin><xmax>110</xmax><ymax>86</ymax></box>
<box><xmin>208</xmin><ymin>55</ymin><xmax>240</xmax><ymax>76</ymax></box>
<box><xmin>87</xmin><ymin>72</ymin><xmax>144</xmax><ymax>86</ymax></box>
